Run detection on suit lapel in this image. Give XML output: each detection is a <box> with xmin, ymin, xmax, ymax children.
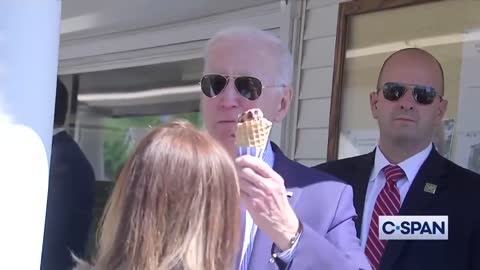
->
<box><xmin>381</xmin><ymin>149</ymin><xmax>448</xmax><ymax>269</ymax></box>
<box><xmin>247</xmin><ymin>143</ymin><xmax>302</xmax><ymax>268</ymax></box>
<box><xmin>399</xmin><ymin>149</ymin><xmax>447</xmax><ymax>215</ymax></box>
<box><xmin>351</xmin><ymin>151</ymin><xmax>375</xmax><ymax>237</ymax></box>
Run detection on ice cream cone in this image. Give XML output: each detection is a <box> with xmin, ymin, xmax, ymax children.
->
<box><xmin>235</xmin><ymin>109</ymin><xmax>272</xmax><ymax>158</ymax></box>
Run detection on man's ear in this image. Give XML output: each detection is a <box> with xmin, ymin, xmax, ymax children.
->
<box><xmin>370</xmin><ymin>92</ymin><xmax>379</xmax><ymax>119</ymax></box>
<box><xmin>437</xmin><ymin>98</ymin><xmax>448</xmax><ymax>120</ymax></box>
<box><xmin>274</xmin><ymin>87</ymin><xmax>293</xmax><ymax>122</ymax></box>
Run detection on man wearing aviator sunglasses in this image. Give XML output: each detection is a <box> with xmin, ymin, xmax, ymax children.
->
<box><xmin>380</xmin><ymin>82</ymin><xmax>442</xmax><ymax>105</ymax></box>
<box><xmin>200</xmin><ymin>74</ymin><xmax>286</xmax><ymax>101</ymax></box>
<box><xmin>200</xmin><ymin>27</ymin><xmax>370</xmax><ymax>270</ymax></box>
<box><xmin>315</xmin><ymin>48</ymin><xmax>480</xmax><ymax>270</ymax></box>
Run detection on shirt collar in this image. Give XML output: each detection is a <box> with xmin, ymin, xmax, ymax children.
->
<box><xmin>53</xmin><ymin>127</ymin><xmax>65</xmax><ymax>136</ymax></box>
<box><xmin>370</xmin><ymin>143</ymin><xmax>432</xmax><ymax>183</ymax></box>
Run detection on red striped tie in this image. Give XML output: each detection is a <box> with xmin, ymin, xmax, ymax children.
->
<box><xmin>365</xmin><ymin>165</ymin><xmax>404</xmax><ymax>270</ymax></box>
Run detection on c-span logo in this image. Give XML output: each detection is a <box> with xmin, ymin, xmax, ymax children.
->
<box><xmin>379</xmin><ymin>216</ymin><xmax>448</xmax><ymax>240</ymax></box>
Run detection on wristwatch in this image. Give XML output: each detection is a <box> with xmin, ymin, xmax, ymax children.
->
<box><xmin>270</xmin><ymin>220</ymin><xmax>304</xmax><ymax>263</ymax></box>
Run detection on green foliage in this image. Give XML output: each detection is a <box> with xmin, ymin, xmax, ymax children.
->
<box><xmin>102</xmin><ymin>112</ymin><xmax>203</xmax><ymax>180</ymax></box>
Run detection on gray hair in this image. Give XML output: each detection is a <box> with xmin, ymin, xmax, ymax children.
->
<box><xmin>204</xmin><ymin>26</ymin><xmax>294</xmax><ymax>86</ymax></box>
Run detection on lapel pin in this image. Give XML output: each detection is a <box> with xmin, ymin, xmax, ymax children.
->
<box><xmin>286</xmin><ymin>191</ymin><xmax>293</xmax><ymax>197</ymax></box>
<box><xmin>424</xmin><ymin>183</ymin><xmax>437</xmax><ymax>194</ymax></box>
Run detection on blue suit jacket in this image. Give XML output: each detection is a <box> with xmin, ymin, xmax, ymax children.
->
<box><xmin>41</xmin><ymin>131</ymin><xmax>96</xmax><ymax>270</ymax></box>
<box><xmin>247</xmin><ymin>143</ymin><xmax>371</xmax><ymax>270</ymax></box>
<box><xmin>315</xmin><ymin>148</ymin><xmax>480</xmax><ymax>270</ymax></box>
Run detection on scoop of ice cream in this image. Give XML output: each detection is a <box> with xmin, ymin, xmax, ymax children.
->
<box><xmin>237</xmin><ymin>108</ymin><xmax>263</xmax><ymax>123</ymax></box>
<box><xmin>235</xmin><ymin>108</ymin><xmax>272</xmax><ymax>148</ymax></box>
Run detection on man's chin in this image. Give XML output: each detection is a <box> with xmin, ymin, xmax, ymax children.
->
<box><xmin>391</xmin><ymin>132</ymin><xmax>419</xmax><ymax>143</ymax></box>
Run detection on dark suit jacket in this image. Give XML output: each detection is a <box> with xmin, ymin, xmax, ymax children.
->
<box><xmin>41</xmin><ymin>131</ymin><xmax>96</xmax><ymax>270</ymax></box>
<box><xmin>314</xmin><ymin>148</ymin><xmax>480</xmax><ymax>270</ymax></box>
<box><xmin>249</xmin><ymin>143</ymin><xmax>370</xmax><ymax>270</ymax></box>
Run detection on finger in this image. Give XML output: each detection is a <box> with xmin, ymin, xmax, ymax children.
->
<box><xmin>240</xmin><ymin>173</ymin><xmax>285</xmax><ymax>213</ymax></box>
<box><xmin>238</xmin><ymin>167</ymin><xmax>269</xmax><ymax>191</ymax></box>
<box><xmin>240</xmin><ymin>189</ymin><xmax>251</xmax><ymax>202</ymax></box>
<box><xmin>236</xmin><ymin>155</ymin><xmax>282</xmax><ymax>182</ymax></box>
<box><xmin>243</xmin><ymin>195</ymin><xmax>265</xmax><ymax>214</ymax></box>
<box><xmin>239</xmin><ymin>176</ymin><xmax>265</xmax><ymax>198</ymax></box>
<box><xmin>235</xmin><ymin>156</ymin><xmax>271</xmax><ymax>177</ymax></box>
<box><xmin>239</xmin><ymin>170</ymin><xmax>288</xmax><ymax>211</ymax></box>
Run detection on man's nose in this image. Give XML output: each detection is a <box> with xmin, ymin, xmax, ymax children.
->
<box><xmin>218</xmin><ymin>81</ymin><xmax>240</xmax><ymax>108</ymax></box>
<box><xmin>399</xmin><ymin>89</ymin><xmax>416</xmax><ymax>110</ymax></box>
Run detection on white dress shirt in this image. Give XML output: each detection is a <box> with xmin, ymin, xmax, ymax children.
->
<box><xmin>360</xmin><ymin>144</ymin><xmax>433</xmax><ymax>250</ymax></box>
<box><xmin>53</xmin><ymin>127</ymin><xmax>65</xmax><ymax>136</ymax></box>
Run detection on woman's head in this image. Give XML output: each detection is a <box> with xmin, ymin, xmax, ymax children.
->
<box><xmin>93</xmin><ymin>120</ymin><xmax>240</xmax><ymax>270</ymax></box>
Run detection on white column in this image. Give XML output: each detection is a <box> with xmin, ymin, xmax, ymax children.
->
<box><xmin>0</xmin><ymin>1</ymin><xmax>62</xmax><ymax>269</ymax></box>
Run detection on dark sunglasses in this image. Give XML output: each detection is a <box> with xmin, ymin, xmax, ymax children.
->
<box><xmin>200</xmin><ymin>74</ymin><xmax>285</xmax><ymax>101</ymax></box>
<box><xmin>381</xmin><ymin>82</ymin><xmax>442</xmax><ymax>105</ymax></box>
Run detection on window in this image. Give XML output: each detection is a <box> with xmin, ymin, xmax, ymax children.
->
<box><xmin>101</xmin><ymin>112</ymin><xmax>203</xmax><ymax>181</ymax></box>
<box><xmin>329</xmin><ymin>0</ymin><xmax>480</xmax><ymax>173</ymax></box>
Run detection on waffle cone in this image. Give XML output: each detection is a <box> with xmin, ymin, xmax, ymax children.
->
<box><xmin>235</xmin><ymin>118</ymin><xmax>272</xmax><ymax>147</ymax></box>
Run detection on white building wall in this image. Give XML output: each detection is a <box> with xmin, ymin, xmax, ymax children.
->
<box><xmin>288</xmin><ymin>0</ymin><xmax>348</xmax><ymax>166</ymax></box>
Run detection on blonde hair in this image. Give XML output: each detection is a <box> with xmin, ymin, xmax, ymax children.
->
<box><xmin>84</xmin><ymin>120</ymin><xmax>240</xmax><ymax>270</ymax></box>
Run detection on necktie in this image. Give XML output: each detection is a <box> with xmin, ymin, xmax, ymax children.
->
<box><xmin>365</xmin><ymin>164</ymin><xmax>404</xmax><ymax>270</ymax></box>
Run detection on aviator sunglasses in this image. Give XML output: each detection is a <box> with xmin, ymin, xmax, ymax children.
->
<box><xmin>381</xmin><ymin>82</ymin><xmax>442</xmax><ymax>105</ymax></box>
<box><xmin>200</xmin><ymin>74</ymin><xmax>286</xmax><ymax>101</ymax></box>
